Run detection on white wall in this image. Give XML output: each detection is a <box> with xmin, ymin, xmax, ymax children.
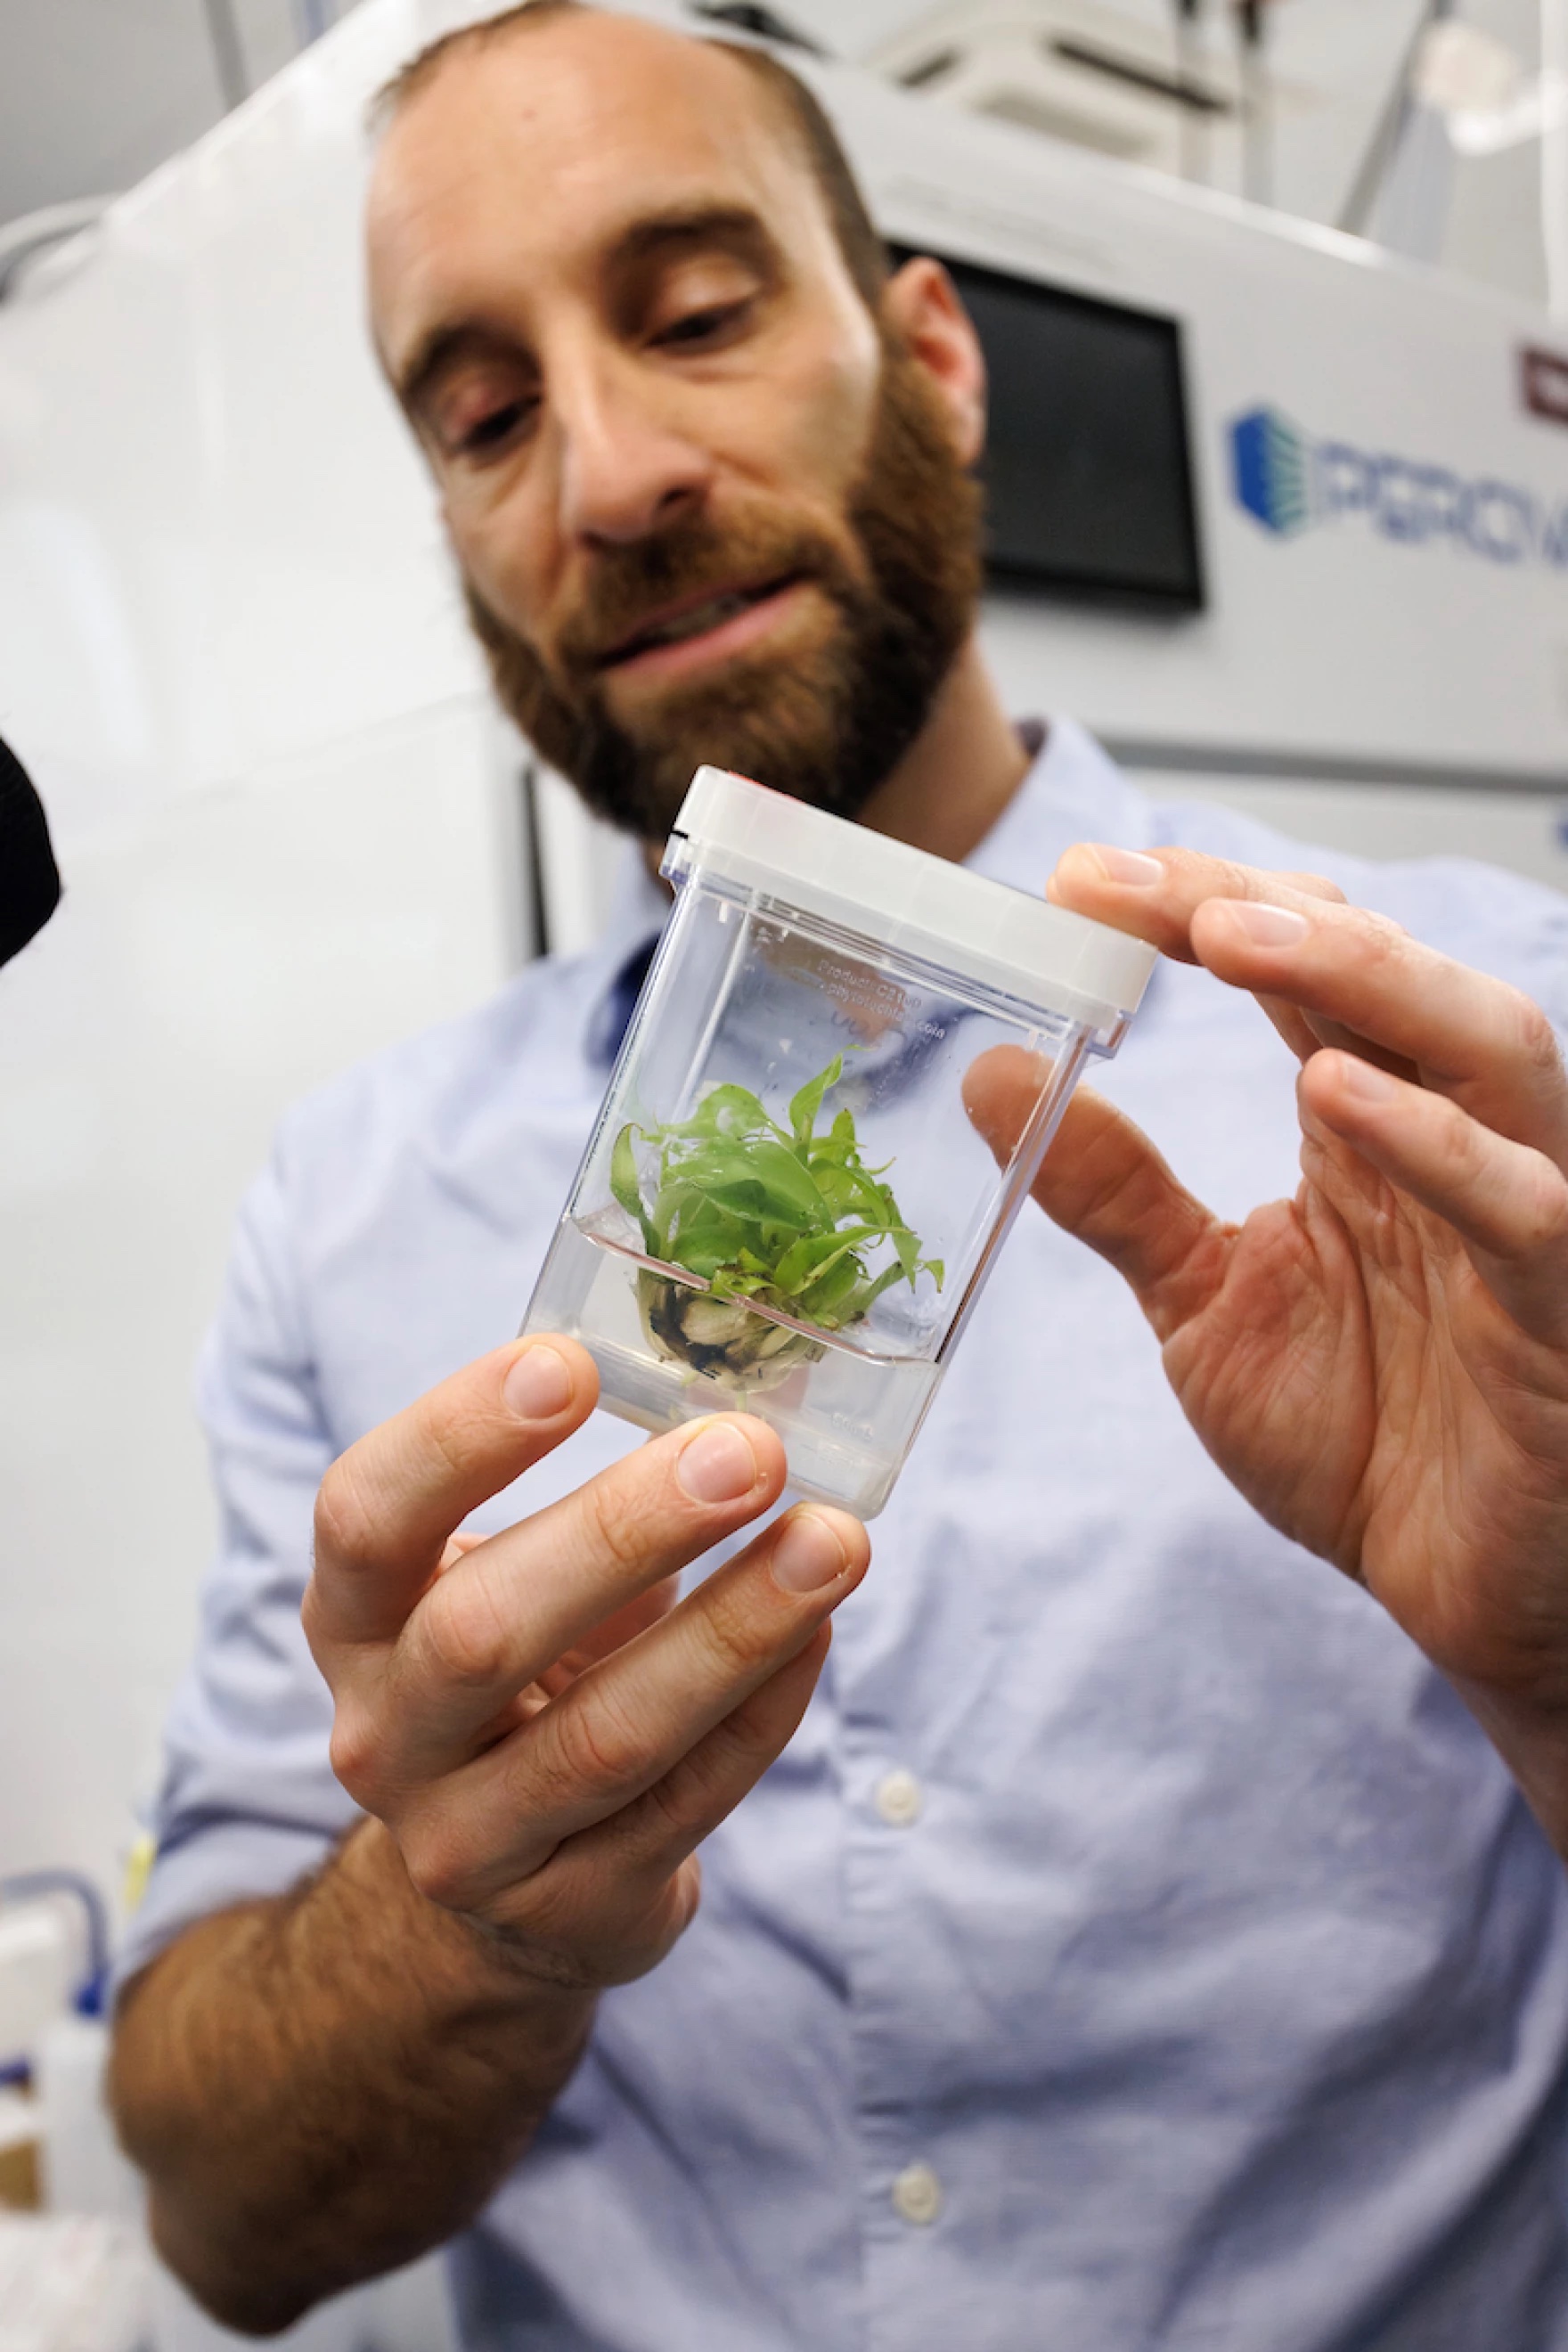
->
<box><xmin>0</xmin><ymin>0</ymin><xmax>543</xmax><ymax>1915</ymax></box>
<box><xmin>0</xmin><ymin>707</ymin><xmax>527</xmax><ymax>1898</ymax></box>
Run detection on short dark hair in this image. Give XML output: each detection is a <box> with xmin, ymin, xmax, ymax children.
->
<box><xmin>369</xmin><ymin>2</ymin><xmax>890</xmax><ymax>308</ymax></box>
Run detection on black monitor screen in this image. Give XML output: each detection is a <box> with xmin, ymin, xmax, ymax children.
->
<box><xmin>891</xmin><ymin>248</ymin><xmax>1205</xmax><ymax>613</ymax></box>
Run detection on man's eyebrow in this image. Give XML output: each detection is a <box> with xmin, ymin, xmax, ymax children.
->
<box><xmin>392</xmin><ymin>320</ymin><xmax>526</xmax><ymax>421</ymax></box>
<box><xmin>389</xmin><ymin>207</ymin><xmax>780</xmax><ymax>414</ymax></box>
<box><xmin>607</xmin><ymin>204</ymin><xmax>783</xmax><ymax>282</ymax></box>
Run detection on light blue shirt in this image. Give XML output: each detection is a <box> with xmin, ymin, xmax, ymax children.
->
<box><xmin>121</xmin><ymin>722</ymin><xmax>1568</xmax><ymax>2350</ymax></box>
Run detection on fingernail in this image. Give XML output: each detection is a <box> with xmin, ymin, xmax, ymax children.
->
<box><xmin>1226</xmin><ymin>901</ymin><xmax>1310</xmax><ymax>948</ymax></box>
<box><xmin>677</xmin><ymin>1421</ymin><xmax>758</xmax><ymax>1505</ymax></box>
<box><xmin>771</xmin><ymin>1510</ymin><xmax>847</xmax><ymax>1594</ymax></box>
<box><xmin>1090</xmin><ymin>845</ymin><xmax>1164</xmax><ymax>886</ymax></box>
<box><xmin>503</xmin><ymin>1343</ymin><xmax>572</xmax><ymax>1420</ymax></box>
<box><xmin>1338</xmin><ymin>1055</ymin><xmax>1397</xmax><ymax>1103</ymax></box>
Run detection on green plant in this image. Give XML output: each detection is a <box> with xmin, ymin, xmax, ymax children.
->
<box><xmin>611</xmin><ymin>1056</ymin><xmax>943</xmax><ymax>1387</ymax></box>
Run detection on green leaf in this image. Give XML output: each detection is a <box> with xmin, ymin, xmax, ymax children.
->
<box><xmin>625</xmin><ymin>1053</ymin><xmax>937</xmax><ymax>1341</ymax></box>
<box><xmin>611</xmin><ymin>1123</ymin><xmax>655</xmax><ymax>1250</ymax></box>
<box><xmin>890</xmin><ymin>1225</ymin><xmax>919</xmax><ymax>1283</ymax></box>
<box><xmin>807</xmin><ymin>1162</ymin><xmax>861</xmax><ymax>1218</ymax></box>
<box><xmin>857</xmin><ymin>1260</ymin><xmax>911</xmax><ymax>1310</ymax></box>
<box><xmin>772</xmin><ymin>1224</ymin><xmax>882</xmax><ymax>1298</ymax></box>
<box><xmin>683</xmin><ymin>1139</ymin><xmax>832</xmax><ymax>1230</ymax></box>
<box><xmin>710</xmin><ymin>1264</ymin><xmax>771</xmax><ymax>1301</ymax></box>
<box><xmin>669</xmin><ymin>1082</ymin><xmax>776</xmax><ymax>1142</ymax></box>
<box><xmin>856</xmin><ymin>1170</ymin><xmax>903</xmax><ymax>1223</ymax></box>
<box><xmin>788</xmin><ymin>1053</ymin><xmax>844</xmax><ymax>1145</ymax></box>
<box><xmin>650</xmin><ymin>1180</ymin><xmax>754</xmax><ymax>1270</ymax></box>
<box><xmin>800</xmin><ymin>1251</ymin><xmax>870</xmax><ymax>1320</ymax></box>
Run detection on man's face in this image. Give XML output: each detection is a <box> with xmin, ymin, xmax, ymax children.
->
<box><xmin>368</xmin><ymin>13</ymin><xmax>980</xmax><ymax>836</ymax></box>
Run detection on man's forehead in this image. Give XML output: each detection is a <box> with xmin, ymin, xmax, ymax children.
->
<box><xmin>367</xmin><ymin>14</ymin><xmax>825</xmax><ymax>338</ymax></box>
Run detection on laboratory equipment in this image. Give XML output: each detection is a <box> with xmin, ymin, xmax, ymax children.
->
<box><xmin>525</xmin><ymin>768</ymin><xmax>1156</xmax><ymax>1515</ymax></box>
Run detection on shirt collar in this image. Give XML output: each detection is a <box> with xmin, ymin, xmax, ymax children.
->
<box><xmin>965</xmin><ymin>715</ymin><xmax>1151</xmax><ymax>896</ymax></box>
<box><xmin>580</xmin><ymin>720</ymin><xmax>1149</xmax><ymax>1067</ymax></box>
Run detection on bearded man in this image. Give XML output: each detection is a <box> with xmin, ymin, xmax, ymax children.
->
<box><xmin>109</xmin><ymin>9</ymin><xmax>1568</xmax><ymax>2349</ymax></box>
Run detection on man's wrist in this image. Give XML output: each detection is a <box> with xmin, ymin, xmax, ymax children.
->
<box><xmin>336</xmin><ymin>1819</ymin><xmax>599</xmax><ymax>2049</ymax></box>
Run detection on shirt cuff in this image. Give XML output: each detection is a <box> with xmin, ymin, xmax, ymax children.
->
<box><xmin>110</xmin><ymin>1820</ymin><xmax>334</xmax><ymax>2009</ymax></box>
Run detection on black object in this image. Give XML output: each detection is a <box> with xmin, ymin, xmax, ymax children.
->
<box><xmin>0</xmin><ymin>734</ymin><xmax>62</xmax><ymax>968</ymax></box>
<box><xmin>688</xmin><ymin>3</ymin><xmax>827</xmax><ymax>56</ymax></box>
<box><xmin>1049</xmin><ymin>35</ymin><xmax>1231</xmax><ymax>114</ymax></box>
<box><xmin>893</xmin><ymin>246</ymin><xmax>1205</xmax><ymax>614</ymax></box>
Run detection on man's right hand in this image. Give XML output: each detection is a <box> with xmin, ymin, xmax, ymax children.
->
<box><xmin>112</xmin><ymin>1335</ymin><xmax>866</xmax><ymax>2333</ymax></box>
<box><xmin>303</xmin><ymin>1335</ymin><xmax>869</xmax><ymax>1992</ymax></box>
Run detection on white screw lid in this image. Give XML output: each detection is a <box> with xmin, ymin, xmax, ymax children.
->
<box><xmin>666</xmin><ymin>767</ymin><xmax>1156</xmax><ymax>1041</ymax></box>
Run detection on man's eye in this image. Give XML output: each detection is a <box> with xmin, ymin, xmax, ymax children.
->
<box><xmin>459</xmin><ymin>399</ymin><xmax>533</xmax><ymax>456</ymax></box>
<box><xmin>653</xmin><ymin>299</ymin><xmax>751</xmax><ymax>349</ymax></box>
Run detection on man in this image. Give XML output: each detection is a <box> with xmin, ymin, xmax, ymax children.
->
<box><xmin>109</xmin><ymin>7</ymin><xmax>1568</xmax><ymax>2347</ymax></box>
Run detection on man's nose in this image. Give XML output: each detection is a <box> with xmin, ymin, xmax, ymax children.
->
<box><xmin>553</xmin><ymin>359</ymin><xmax>712</xmax><ymax>547</ymax></box>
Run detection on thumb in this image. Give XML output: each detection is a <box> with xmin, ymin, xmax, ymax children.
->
<box><xmin>962</xmin><ymin>1045</ymin><xmax>1229</xmax><ymax>1343</ymax></box>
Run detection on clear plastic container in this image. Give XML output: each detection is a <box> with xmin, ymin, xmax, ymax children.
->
<box><xmin>525</xmin><ymin>769</ymin><xmax>1156</xmax><ymax>1517</ymax></box>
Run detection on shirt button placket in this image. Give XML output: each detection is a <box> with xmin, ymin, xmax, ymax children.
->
<box><xmin>840</xmin><ymin>1678</ymin><xmax>944</xmax><ymax>2344</ymax></box>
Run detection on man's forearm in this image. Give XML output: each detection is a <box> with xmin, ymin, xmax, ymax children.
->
<box><xmin>110</xmin><ymin>1819</ymin><xmax>594</xmax><ymax>2334</ymax></box>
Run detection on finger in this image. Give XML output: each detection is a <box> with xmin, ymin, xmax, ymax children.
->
<box><xmin>963</xmin><ymin>1046</ymin><xmax>1229</xmax><ymax>1341</ymax></box>
<box><xmin>1251</xmin><ymin>991</ymin><xmax>1417</xmax><ymax>1079</ymax></box>
<box><xmin>482</xmin><ymin>1557</ymin><xmax>685</xmax><ymax>1715</ymax></box>
<box><xmin>1047</xmin><ymin>842</ymin><xmax>1346</xmax><ymax>964</ymax></box>
<box><xmin>539</xmin><ymin>1625</ymin><xmax>833</xmax><ymax>1935</ymax></box>
<box><xmin>308</xmin><ymin>1337</ymin><xmax>597</xmax><ymax>1650</ymax></box>
<box><xmin>1051</xmin><ymin>844</ymin><xmax>1374</xmax><ymax>1067</ymax></box>
<box><xmin>374</xmin><ymin>1414</ymin><xmax>790</xmax><ymax>1777</ymax></box>
<box><xmin>1049</xmin><ymin>845</ymin><xmax>1392</xmax><ymax>1071</ymax></box>
<box><xmin>1303</xmin><ymin>1050</ymin><xmax>1568</xmax><ymax>1344</ymax></box>
<box><xmin>396</xmin><ymin>1507</ymin><xmax>867</xmax><ymax>1901</ymax></box>
<box><xmin>549</xmin><ymin>1573</ymin><xmax>683</xmax><ymax>1678</ymax></box>
<box><xmin>1194</xmin><ymin>897</ymin><xmax>1568</xmax><ymax>1165</ymax></box>
<box><xmin>1052</xmin><ymin>844</ymin><xmax>1568</xmax><ymax>1165</ymax></box>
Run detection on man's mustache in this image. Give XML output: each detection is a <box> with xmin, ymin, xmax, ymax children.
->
<box><xmin>550</xmin><ymin>510</ymin><xmax>858</xmax><ymax>682</ymax></box>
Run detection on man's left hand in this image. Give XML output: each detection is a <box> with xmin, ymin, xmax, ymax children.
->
<box><xmin>965</xmin><ymin>843</ymin><xmax>1568</xmax><ymax>1852</ymax></box>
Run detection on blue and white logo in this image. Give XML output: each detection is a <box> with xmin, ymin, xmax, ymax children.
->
<box><xmin>1230</xmin><ymin>407</ymin><xmax>1313</xmax><ymax>538</ymax></box>
<box><xmin>1228</xmin><ymin>404</ymin><xmax>1568</xmax><ymax>569</ymax></box>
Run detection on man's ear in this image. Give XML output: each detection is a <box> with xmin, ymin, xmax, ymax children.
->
<box><xmin>880</xmin><ymin>257</ymin><xmax>986</xmax><ymax>468</ymax></box>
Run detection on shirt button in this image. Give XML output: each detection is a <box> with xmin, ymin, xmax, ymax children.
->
<box><xmin>891</xmin><ymin>2161</ymin><xmax>943</xmax><ymax>2225</ymax></box>
<box><xmin>874</xmin><ymin>1768</ymin><xmax>923</xmax><ymax>1826</ymax></box>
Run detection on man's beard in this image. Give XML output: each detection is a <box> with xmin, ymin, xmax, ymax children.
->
<box><xmin>461</xmin><ymin>338</ymin><xmax>983</xmax><ymax>838</ymax></box>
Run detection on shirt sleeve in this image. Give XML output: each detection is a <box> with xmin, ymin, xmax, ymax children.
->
<box><xmin>111</xmin><ymin>1135</ymin><xmax>360</xmax><ymax>2000</ymax></box>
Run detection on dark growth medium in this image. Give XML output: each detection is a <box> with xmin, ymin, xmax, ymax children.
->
<box><xmin>612</xmin><ymin>1055</ymin><xmax>943</xmax><ymax>1389</ymax></box>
